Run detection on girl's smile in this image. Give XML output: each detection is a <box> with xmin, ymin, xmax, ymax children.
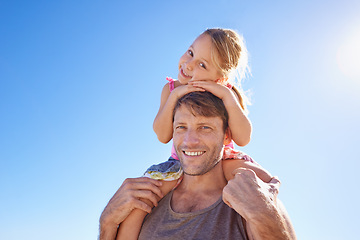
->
<box><xmin>179</xmin><ymin>67</ymin><xmax>191</xmax><ymax>79</ymax></box>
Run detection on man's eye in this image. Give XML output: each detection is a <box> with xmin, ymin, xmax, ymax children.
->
<box><xmin>188</xmin><ymin>50</ymin><xmax>193</xmax><ymax>56</ymax></box>
<box><xmin>176</xmin><ymin>126</ymin><xmax>186</xmax><ymax>130</ymax></box>
<box><xmin>200</xmin><ymin>126</ymin><xmax>211</xmax><ymax>130</ymax></box>
<box><xmin>199</xmin><ymin>62</ymin><xmax>206</xmax><ymax>69</ymax></box>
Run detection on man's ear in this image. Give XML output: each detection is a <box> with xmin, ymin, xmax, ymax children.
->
<box><xmin>224</xmin><ymin>128</ymin><xmax>232</xmax><ymax>145</ymax></box>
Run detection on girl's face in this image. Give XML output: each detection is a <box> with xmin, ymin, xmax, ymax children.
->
<box><xmin>178</xmin><ymin>34</ymin><xmax>223</xmax><ymax>85</ymax></box>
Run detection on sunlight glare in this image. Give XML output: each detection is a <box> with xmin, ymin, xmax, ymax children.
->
<box><xmin>336</xmin><ymin>30</ymin><xmax>360</xmax><ymax>80</ymax></box>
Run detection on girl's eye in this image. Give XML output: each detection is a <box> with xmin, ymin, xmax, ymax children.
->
<box><xmin>199</xmin><ymin>62</ymin><xmax>206</xmax><ymax>69</ymax></box>
<box><xmin>188</xmin><ymin>50</ymin><xmax>193</xmax><ymax>56</ymax></box>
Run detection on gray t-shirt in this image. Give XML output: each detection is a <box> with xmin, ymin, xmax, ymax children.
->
<box><xmin>138</xmin><ymin>190</ymin><xmax>248</xmax><ymax>240</ymax></box>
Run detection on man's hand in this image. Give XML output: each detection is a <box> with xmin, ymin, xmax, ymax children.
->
<box><xmin>99</xmin><ymin>177</ymin><xmax>163</xmax><ymax>240</ymax></box>
<box><xmin>222</xmin><ymin>168</ymin><xmax>279</xmax><ymax>219</ymax></box>
<box><xmin>222</xmin><ymin>168</ymin><xmax>295</xmax><ymax>239</ymax></box>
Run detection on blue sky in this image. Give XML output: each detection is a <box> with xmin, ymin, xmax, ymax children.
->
<box><xmin>1</xmin><ymin>0</ymin><xmax>360</xmax><ymax>239</ymax></box>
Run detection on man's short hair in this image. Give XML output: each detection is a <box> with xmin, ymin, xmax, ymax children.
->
<box><xmin>173</xmin><ymin>91</ymin><xmax>229</xmax><ymax>132</ymax></box>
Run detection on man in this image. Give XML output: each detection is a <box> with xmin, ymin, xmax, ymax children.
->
<box><xmin>99</xmin><ymin>91</ymin><xmax>296</xmax><ymax>239</ymax></box>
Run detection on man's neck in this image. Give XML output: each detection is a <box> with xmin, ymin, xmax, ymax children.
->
<box><xmin>171</xmin><ymin>162</ymin><xmax>227</xmax><ymax>213</ymax></box>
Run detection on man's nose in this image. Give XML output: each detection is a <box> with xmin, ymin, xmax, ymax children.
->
<box><xmin>183</xmin><ymin>129</ymin><xmax>199</xmax><ymax>146</ymax></box>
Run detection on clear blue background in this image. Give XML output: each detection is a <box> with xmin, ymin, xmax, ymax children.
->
<box><xmin>1</xmin><ymin>0</ymin><xmax>360</xmax><ymax>239</ymax></box>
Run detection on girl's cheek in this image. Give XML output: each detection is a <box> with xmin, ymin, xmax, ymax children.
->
<box><xmin>192</xmin><ymin>73</ymin><xmax>198</xmax><ymax>80</ymax></box>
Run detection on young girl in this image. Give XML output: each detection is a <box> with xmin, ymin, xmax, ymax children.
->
<box><xmin>117</xmin><ymin>28</ymin><xmax>272</xmax><ymax>239</ymax></box>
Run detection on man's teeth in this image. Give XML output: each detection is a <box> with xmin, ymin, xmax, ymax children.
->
<box><xmin>184</xmin><ymin>151</ymin><xmax>204</xmax><ymax>156</ymax></box>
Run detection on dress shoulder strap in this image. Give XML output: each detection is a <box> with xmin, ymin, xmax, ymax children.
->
<box><xmin>166</xmin><ymin>77</ymin><xmax>175</xmax><ymax>92</ymax></box>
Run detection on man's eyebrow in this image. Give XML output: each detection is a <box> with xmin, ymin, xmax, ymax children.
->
<box><xmin>197</xmin><ymin>122</ymin><xmax>215</xmax><ymax>126</ymax></box>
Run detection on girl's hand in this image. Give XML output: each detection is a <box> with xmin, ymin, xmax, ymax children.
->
<box><xmin>171</xmin><ymin>83</ymin><xmax>205</xmax><ymax>99</ymax></box>
<box><xmin>188</xmin><ymin>80</ymin><xmax>234</xmax><ymax>101</ymax></box>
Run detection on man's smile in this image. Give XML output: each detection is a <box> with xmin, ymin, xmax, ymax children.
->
<box><xmin>183</xmin><ymin>151</ymin><xmax>206</xmax><ymax>156</ymax></box>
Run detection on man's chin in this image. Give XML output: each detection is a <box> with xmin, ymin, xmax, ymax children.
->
<box><xmin>182</xmin><ymin>160</ymin><xmax>221</xmax><ymax>176</ymax></box>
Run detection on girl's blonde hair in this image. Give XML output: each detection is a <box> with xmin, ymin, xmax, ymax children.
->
<box><xmin>203</xmin><ymin>28</ymin><xmax>251</xmax><ymax>114</ymax></box>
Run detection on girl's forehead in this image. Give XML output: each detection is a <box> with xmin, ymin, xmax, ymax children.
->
<box><xmin>191</xmin><ymin>34</ymin><xmax>222</xmax><ymax>70</ymax></box>
<box><xmin>192</xmin><ymin>33</ymin><xmax>212</xmax><ymax>49</ymax></box>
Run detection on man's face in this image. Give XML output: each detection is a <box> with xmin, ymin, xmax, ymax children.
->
<box><xmin>173</xmin><ymin>105</ymin><xmax>227</xmax><ymax>176</ymax></box>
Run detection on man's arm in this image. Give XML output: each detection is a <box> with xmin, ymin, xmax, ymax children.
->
<box><xmin>99</xmin><ymin>177</ymin><xmax>163</xmax><ymax>240</ymax></box>
<box><xmin>244</xmin><ymin>199</ymin><xmax>295</xmax><ymax>240</ymax></box>
<box><xmin>222</xmin><ymin>168</ymin><xmax>296</xmax><ymax>240</ymax></box>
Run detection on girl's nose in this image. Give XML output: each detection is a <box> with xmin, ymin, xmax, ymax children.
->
<box><xmin>186</xmin><ymin>60</ymin><xmax>194</xmax><ymax>71</ymax></box>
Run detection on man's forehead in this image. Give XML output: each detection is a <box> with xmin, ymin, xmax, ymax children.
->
<box><xmin>174</xmin><ymin>105</ymin><xmax>222</xmax><ymax>123</ymax></box>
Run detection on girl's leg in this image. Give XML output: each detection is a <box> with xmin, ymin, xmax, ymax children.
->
<box><xmin>222</xmin><ymin>159</ymin><xmax>273</xmax><ymax>183</ymax></box>
<box><xmin>116</xmin><ymin>180</ymin><xmax>177</xmax><ymax>240</ymax></box>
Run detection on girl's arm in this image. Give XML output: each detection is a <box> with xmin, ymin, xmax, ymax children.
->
<box><xmin>153</xmin><ymin>83</ymin><xmax>177</xmax><ymax>143</ymax></box>
<box><xmin>222</xmin><ymin>159</ymin><xmax>272</xmax><ymax>183</ymax></box>
<box><xmin>224</xmin><ymin>89</ymin><xmax>252</xmax><ymax>146</ymax></box>
<box><xmin>189</xmin><ymin>80</ymin><xmax>252</xmax><ymax>146</ymax></box>
<box><xmin>116</xmin><ymin>180</ymin><xmax>177</xmax><ymax>240</ymax></box>
<box><xmin>153</xmin><ymin>82</ymin><xmax>204</xmax><ymax>143</ymax></box>
<box><xmin>116</xmin><ymin>208</ymin><xmax>147</xmax><ymax>240</ymax></box>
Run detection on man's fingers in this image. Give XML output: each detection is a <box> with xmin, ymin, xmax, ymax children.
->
<box><xmin>123</xmin><ymin>178</ymin><xmax>164</xmax><ymax>198</ymax></box>
<box><xmin>119</xmin><ymin>177</ymin><xmax>167</xmax><ymax>209</ymax></box>
<box><xmin>129</xmin><ymin>182</ymin><xmax>164</xmax><ymax>199</ymax></box>
<box><xmin>232</xmin><ymin>167</ymin><xmax>257</xmax><ymax>179</ymax></box>
<box><xmin>124</xmin><ymin>177</ymin><xmax>163</xmax><ymax>186</ymax></box>
<box><xmin>269</xmin><ymin>176</ymin><xmax>281</xmax><ymax>186</ymax></box>
<box><xmin>222</xmin><ymin>195</ymin><xmax>233</xmax><ymax>209</ymax></box>
<box><xmin>132</xmin><ymin>189</ymin><xmax>160</xmax><ymax>207</ymax></box>
<box><xmin>132</xmin><ymin>198</ymin><xmax>153</xmax><ymax>213</ymax></box>
<box><xmin>268</xmin><ymin>176</ymin><xmax>281</xmax><ymax>198</ymax></box>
